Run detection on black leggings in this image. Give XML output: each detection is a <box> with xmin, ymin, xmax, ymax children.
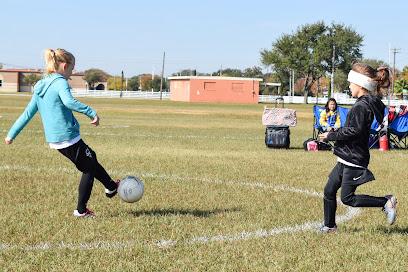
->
<box><xmin>58</xmin><ymin>139</ymin><xmax>117</xmax><ymax>213</ymax></box>
<box><xmin>323</xmin><ymin>163</ymin><xmax>388</xmax><ymax>228</ymax></box>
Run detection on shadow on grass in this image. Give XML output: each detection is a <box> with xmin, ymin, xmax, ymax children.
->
<box><xmin>129</xmin><ymin>207</ymin><xmax>241</xmax><ymax>218</ymax></box>
<box><xmin>345</xmin><ymin>226</ymin><xmax>408</xmax><ymax>235</ymax></box>
<box><xmin>376</xmin><ymin>226</ymin><xmax>408</xmax><ymax>235</ymax></box>
<box><xmin>264</xmin><ymin>146</ymin><xmax>306</xmax><ymax>150</ymax></box>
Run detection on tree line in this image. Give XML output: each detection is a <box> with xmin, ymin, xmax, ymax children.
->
<box><xmin>18</xmin><ymin>21</ymin><xmax>407</xmax><ymax>98</ymax></box>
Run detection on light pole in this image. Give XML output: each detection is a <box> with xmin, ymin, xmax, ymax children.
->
<box><xmin>390</xmin><ymin>48</ymin><xmax>400</xmax><ymax>99</ymax></box>
<box><xmin>330</xmin><ymin>44</ymin><xmax>335</xmax><ymax>98</ymax></box>
<box><xmin>160</xmin><ymin>51</ymin><xmax>165</xmax><ymax>100</ymax></box>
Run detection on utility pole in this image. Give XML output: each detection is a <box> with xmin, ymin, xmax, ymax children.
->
<box><xmin>160</xmin><ymin>51</ymin><xmax>165</xmax><ymax>100</ymax></box>
<box><xmin>330</xmin><ymin>44</ymin><xmax>335</xmax><ymax>98</ymax></box>
<box><xmin>120</xmin><ymin>71</ymin><xmax>124</xmax><ymax>98</ymax></box>
<box><xmin>388</xmin><ymin>44</ymin><xmax>391</xmax><ymax>106</ymax></box>
<box><xmin>390</xmin><ymin>48</ymin><xmax>401</xmax><ymax>98</ymax></box>
<box><xmin>121</xmin><ymin>70</ymin><xmax>124</xmax><ymax>91</ymax></box>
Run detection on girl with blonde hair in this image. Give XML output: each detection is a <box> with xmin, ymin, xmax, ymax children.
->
<box><xmin>5</xmin><ymin>48</ymin><xmax>119</xmax><ymax>218</ymax></box>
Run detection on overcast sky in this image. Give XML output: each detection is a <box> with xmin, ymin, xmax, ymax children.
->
<box><xmin>1</xmin><ymin>0</ymin><xmax>407</xmax><ymax>76</ymax></box>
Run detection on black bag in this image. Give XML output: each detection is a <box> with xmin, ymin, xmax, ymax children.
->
<box><xmin>265</xmin><ymin>125</ymin><xmax>290</xmax><ymax>148</ymax></box>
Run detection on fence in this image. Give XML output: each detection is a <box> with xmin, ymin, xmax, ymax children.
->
<box><xmin>71</xmin><ymin>89</ymin><xmax>170</xmax><ymax>100</ymax></box>
<box><xmin>259</xmin><ymin>95</ymin><xmax>408</xmax><ymax>106</ymax></box>
<box><xmin>69</xmin><ymin>89</ymin><xmax>406</xmax><ymax>106</ymax></box>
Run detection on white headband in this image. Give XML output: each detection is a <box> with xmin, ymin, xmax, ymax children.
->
<box><xmin>347</xmin><ymin>70</ymin><xmax>377</xmax><ymax>92</ymax></box>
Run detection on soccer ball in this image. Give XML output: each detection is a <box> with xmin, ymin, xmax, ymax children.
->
<box><xmin>118</xmin><ymin>176</ymin><xmax>144</xmax><ymax>203</ymax></box>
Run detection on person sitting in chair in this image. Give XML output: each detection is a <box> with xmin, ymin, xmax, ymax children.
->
<box><xmin>319</xmin><ymin>98</ymin><xmax>341</xmax><ymax>131</ymax></box>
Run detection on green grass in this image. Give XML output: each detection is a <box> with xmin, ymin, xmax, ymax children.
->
<box><xmin>0</xmin><ymin>95</ymin><xmax>407</xmax><ymax>271</ymax></box>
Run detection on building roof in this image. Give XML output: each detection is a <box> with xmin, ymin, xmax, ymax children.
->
<box><xmin>0</xmin><ymin>68</ymin><xmax>84</xmax><ymax>76</ymax></box>
<box><xmin>0</xmin><ymin>68</ymin><xmax>43</xmax><ymax>73</ymax></box>
<box><xmin>167</xmin><ymin>76</ymin><xmax>263</xmax><ymax>82</ymax></box>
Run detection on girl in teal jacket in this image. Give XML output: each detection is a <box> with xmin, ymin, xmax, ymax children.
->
<box><xmin>5</xmin><ymin>48</ymin><xmax>119</xmax><ymax>218</ymax></box>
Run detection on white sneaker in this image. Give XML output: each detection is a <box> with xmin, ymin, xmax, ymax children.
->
<box><xmin>383</xmin><ymin>195</ymin><xmax>397</xmax><ymax>225</ymax></box>
<box><xmin>319</xmin><ymin>225</ymin><xmax>337</xmax><ymax>233</ymax></box>
<box><xmin>73</xmin><ymin>208</ymin><xmax>95</xmax><ymax>218</ymax></box>
<box><xmin>105</xmin><ymin>179</ymin><xmax>120</xmax><ymax>198</ymax></box>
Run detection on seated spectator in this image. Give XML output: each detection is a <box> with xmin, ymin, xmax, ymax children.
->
<box><xmin>319</xmin><ymin>98</ymin><xmax>340</xmax><ymax>131</ymax></box>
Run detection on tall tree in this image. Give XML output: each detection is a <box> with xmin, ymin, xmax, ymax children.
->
<box><xmin>261</xmin><ymin>22</ymin><xmax>363</xmax><ymax>103</ymax></box>
<box><xmin>400</xmin><ymin>66</ymin><xmax>408</xmax><ymax>81</ymax></box>
<box><xmin>394</xmin><ymin>79</ymin><xmax>408</xmax><ymax>96</ymax></box>
<box><xmin>107</xmin><ymin>76</ymin><xmax>123</xmax><ymax>90</ymax></box>
<box><xmin>172</xmin><ymin>69</ymin><xmax>197</xmax><ymax>76</ymax></box>
<box><xmin>138</xmin><ymin>74</ymin><xmax>164</xmax><ymax>91</ymax></box>
<box><xmin>333</xmin><ymin>70</ymin><xmax>348</xmax><ymax>94</ymax></box>
<box><xmin>362</xmin><ymin>58</ymin><xmax>388</xmax><ymax>69</ymax></box>
<box><xmin>23</xmin><ymin>73</ymin><xmax>41</xmax><ymax>91</ymax></box>
<box><xmin>213</xmin><ymin>68</ymin><xmax>242</xmax><ymax>77</ymax></box>
<box><xmin>83</xmin><ymin>69</ymin><xmax>109</xmax><ymax>90</ymax></box>
<box><xmin>243</xmin><ymin>66</ymin><xmax>263</xmax><ymax>78</ymax></box>
<box><xmin>127</xmin><ymin>76</ymin><xmax>140</xmax><ymax>91</ymax></box>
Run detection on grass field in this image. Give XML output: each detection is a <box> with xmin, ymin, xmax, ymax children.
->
<box><xmin>1</xmin><ymin>95</ymin><xmax>407</xmax><ymax>271</ymax></box>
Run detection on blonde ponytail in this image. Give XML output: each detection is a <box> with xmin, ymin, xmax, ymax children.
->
<box><xmin>43</xmin><ymin>48</ymin><xmax>75</xmax><ymax>75</ymax></box>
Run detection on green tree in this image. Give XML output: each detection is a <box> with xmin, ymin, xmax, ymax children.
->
<box><xmin>127</xmin><ymin>76</ymin><xmax>140</xmax><ymax>91</ymax></box>
<box><xmin>83</xmin><ymin>69</ymin><xmax>109</xmax><ymax>90</ymax></box>
<box><xmin>362</xmin><ymin>58</ymin><xmax>388</xmax><ymax>69</ymax></box>
<box><xmin>107</xmin><ymin>76</ymin><xmax>124</xmax><ymax>90</ymax></box>
<box><xmin>400</xmin><ymin>66</ymin><xmax>408</xmax><ymax>81</ymax></box>
<box><xmin>23</xmin><ymin>73</ymin><xmax>41</xmax><ymax>91</ymax></box>
<box><xmin>217</xmin><ymin>68</ymin><xmax>242</xmax><ymax>77</ymax></box>
<box><xmin>243</xmin><ymin>66</ymin><xmax>263</xmax><ymax>78</ymax></box>
<box><xmin>333</xmin><ymin>70</ymin><xmax>348</xmax><ymax>93</ymax></box>
<box><xmin>172</xmin><ymin>69</ymin><xmax>196</xmax><ymax>76</ymax></box>
<box><xmin>394</xmin><ymin>79</ymin><xmax>408</xmax><ymax>96</ymax></box>
<box><xmin>261</xmin><ymin>21</ymin><xmax>363</xmax><ymax>103</ymax></box>
<box><xmin>149</xmin><ymin>76</ymin><xmax>163</xmax><ymax>91</ymax></box>
<box><xmin>138</xmin><ymin>74</ymin><xmax>165</xmax><ymax>91</ymax></box>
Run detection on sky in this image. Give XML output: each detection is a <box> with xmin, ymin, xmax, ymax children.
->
<box><xmin>1</xmin><ymin>0</ymin><xmax>407</xmax><ymax>77</ymax></box>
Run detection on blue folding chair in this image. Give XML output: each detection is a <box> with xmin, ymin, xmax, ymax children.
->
<box><xmin>312</xmin><ymin>105</ymin><xmax>349</xmax><ymax>139</ymax></box>
<box><xmin>388</xmin><ymin>108</ymin><xmax>408</xmax><ymax>149</ymax></box>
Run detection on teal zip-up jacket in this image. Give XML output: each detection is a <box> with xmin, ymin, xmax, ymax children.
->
<box><xmin>7</xmin><ymin>73</ymin><xmax>97</xmax><ymax>143</ymax></box>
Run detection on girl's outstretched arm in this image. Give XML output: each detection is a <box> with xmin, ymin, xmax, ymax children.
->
<box><xmin>6</xmin><ymin>96</ymin><xmax>38</xmax><ymax>143</ymax></box>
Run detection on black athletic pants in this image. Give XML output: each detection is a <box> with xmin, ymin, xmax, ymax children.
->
<box><xmin>58</xmin><ymin>139</ymin><xmax>117</xmax><ymax>213</ymax></box>
<box><xmin>323</xmin><ymin>163</ymin><xmax>388</xmax><ymax>228</ymax></box>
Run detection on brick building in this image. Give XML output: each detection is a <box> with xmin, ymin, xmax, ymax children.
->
<box><xmin>168</xmin><ymin>76</ymin><xmax>262</xmax><ymax>104</ymax></box>
<box><xmin>0</xmin><ymin>69</ymin><xmax>106</xmax><ymax>92</ymax></box>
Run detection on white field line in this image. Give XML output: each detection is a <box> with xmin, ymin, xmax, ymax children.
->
<box><xmin>0</xmin><ymin>166</ymin><xmax>361</xmax><ymax>251</ymax></box>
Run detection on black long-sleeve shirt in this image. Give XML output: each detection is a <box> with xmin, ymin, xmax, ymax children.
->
<box><xmin>326</xmin><ymin>95</ymin><xmax>385</xmax><ymax>168</ymax></box>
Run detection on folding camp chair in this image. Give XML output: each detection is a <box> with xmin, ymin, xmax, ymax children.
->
<box><xmin>388</xmin><ymin>106</ymin><xmax>408</xmax><ymax>149</ymax></box>
<box><xmin>312</xmin><ymin>105</ymin><xmax>349</xmax><ymax>139</ymax></box>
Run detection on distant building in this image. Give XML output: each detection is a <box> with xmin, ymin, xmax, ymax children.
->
<box><xmin>168</xmin><ymin>76</ymin><xmax>262</xmax><ymax>104</ymax></box>
<box><xmin>0</xmin><ymin>69</ymin><xmax>106</xmax><ymax>92</ymax></box>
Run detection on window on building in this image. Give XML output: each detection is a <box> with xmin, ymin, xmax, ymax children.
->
<box><xmin>204</xmin><ymin>82</ymin><xmax>216</xmax><ymax>91</ymax></box>
<box><xmin>232</xmin><ymin>83</ymin><xmax>243</xmax><ymax>92</ymax></box>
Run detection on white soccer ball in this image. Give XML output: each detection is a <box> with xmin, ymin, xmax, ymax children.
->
<box><xmin>118</xmin><ymin>176</ymin><xmax>144</xmax><ymax>203</ymax></box>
